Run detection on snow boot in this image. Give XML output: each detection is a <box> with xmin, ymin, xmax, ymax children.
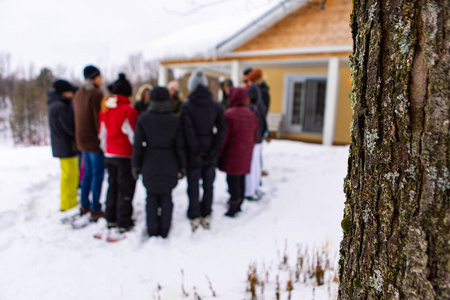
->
<box><xmin>119</xmin><ymin>224</ymin><xmax>135</xmax><ymax>234</ymax></box>
<box><xmin>106</xmin><ymin>228</ymin><xmax>127</xmax><ymax>243</ymax></box>
<box><xmin>245</xmin><ymin>194</ymin><xmax>261</xmax><ymax>201</ymax></box>
<box><xmin>225</xmin><ymin>198</ymin><xmax>243</xmax><ymax>217</ymax></box>
<box><xmin>80</xmin><ymin>207</ymin><xmax>91</xmax><ymax>216</ymax></box>
<box><xmin>200</xmin><ymin>215</ymin><xmax>211</xmax><ymax>229</ymax></box>
<box><xmin>89</xmin><ymin>211</ymin><xmax>105</xmax><ymax>222</ymax></box>
<box><xmin>190</xmin><ymin>218</ymin><xmax>201</xmax><ymax>232</ymax></box>
<box><xmin>107</xmin><ymin>222</ymin><xmax>117</xmax><ymax>229</ymax></box>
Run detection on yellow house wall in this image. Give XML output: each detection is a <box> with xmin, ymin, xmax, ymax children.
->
<box><xmin>235</xmin><ymin>0</ymin><xmax>352</xmax><ymax>51</ymax></box>
<box><xmin>262</xmin><ymin>66</ymin><xmax>352</xmax><ymax>144</ymax></box>
<box><xmin>334</xmin><ymin>66</ymin><xmax>352</xmax><ymax>144</ymax></box>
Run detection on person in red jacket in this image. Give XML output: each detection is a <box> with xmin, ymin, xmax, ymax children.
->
<box><xmin>219</xmin><ymin>87</ymin><xmax>258</xmax><ymax>217</ymax></box>
<box><xmin>97</xmin><ymin>73</ymin><xmax>139</xmax><ymax>240</ymax></box>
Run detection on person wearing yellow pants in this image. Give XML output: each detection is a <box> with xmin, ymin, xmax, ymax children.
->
<box><xmin>60</xmin><ymin>156</ymin><xmax>79</xmax><ymax>211</ymax></box>
<box><xmin>48</xmin><ymin>79</ymin><xmax>79</xmax><ymax>211</ymax></box>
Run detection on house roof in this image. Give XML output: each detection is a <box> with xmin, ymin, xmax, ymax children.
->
<box><xmin>146</xmin><ymin>0</ymin><xmax>310</xmax><ymax>61</ymax></box>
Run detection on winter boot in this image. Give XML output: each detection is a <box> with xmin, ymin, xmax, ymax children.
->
<box><xmin>106</xmin><ymin>227</ymin><xmax>127</xmax><ymax>243</ymax></box>
<box><xmin>89</xmin><ymin>211</ymin><xmax>105</xmax><ymax>222</ymax></box>
<box><xmin>225</xmin><ymin>198</ymin><xmax>243</xmax><ymax>217</ymax></box>
<box><xmin>80</xmin><ymin>207</ymin><xmax>91</xmax><ymax>216</ymax></box>
<box><xmin>246</xmin><ymin>193</ymin><xmax>262</xmax><ymax>201</ymax></box>
<box><xmin>190</xmin><ymin>218</ymin><xmax>201</xmax><ymax>232</ymax></box>
<box><xmin>119</xmin><ymin>224</ymin><xmax>135</xmax><ymax>234</ymax></box>
<box><xmin>107</xmin><ymin>222</ymin><xmax>117</xmax><ymax>229</ymax></box>
<box><xmin>200</xmin><ymin>215</ymin><xmax>211</xmax><ymax>229</ymax></box>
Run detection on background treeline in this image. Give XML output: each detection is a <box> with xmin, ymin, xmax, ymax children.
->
<box><xmin>0</xmin><ymin>53</ymin><xmax>163</xmax><ymax>146</ymax></box>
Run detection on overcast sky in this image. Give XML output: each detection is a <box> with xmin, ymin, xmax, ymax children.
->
<box><xmin>0</xmin><ymin>0</ymin><xmax>278</xmax><ymax>79</ymax></box>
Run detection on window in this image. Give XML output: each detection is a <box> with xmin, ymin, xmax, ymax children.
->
<box><xmin>284</xmin><ymin>75</ymin><xmax>327</xmax><ymax>134</ymax></box>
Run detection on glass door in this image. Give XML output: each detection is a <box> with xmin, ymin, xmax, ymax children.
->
<box><xmin>284</xmin><ymin>75</ymin><xmax>327</xmax><ymax>134</ymax></box>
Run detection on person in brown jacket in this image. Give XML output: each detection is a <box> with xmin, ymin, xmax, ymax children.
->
<box><xmin>73</xmin><ymin>65</ymin><xmax>105</xmax><ymax>222</ymax></box>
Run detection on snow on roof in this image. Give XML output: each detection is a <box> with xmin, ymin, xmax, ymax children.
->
<box><xmin>146</xmin><ymin>0</ymin><xmax>309</xmax><ymax>61</ymax></box>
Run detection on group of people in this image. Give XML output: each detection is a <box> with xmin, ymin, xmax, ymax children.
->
<box><xmin>47</xmin><ymin>64</ymin><xmax>270</xmax><ymax>239</ymax></box>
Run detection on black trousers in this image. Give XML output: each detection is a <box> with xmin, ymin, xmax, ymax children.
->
<box><xmin>105</xmin><ymin>157</ymin><xmax>136</xmax><ymax>228</ymax></box>
<box><xmin>146</xmin><ymin>192</ymin><xmax>173</xmax><ymax>238</ymax></box>
<box><xmin>187</xmin><ymin>163</ymin><xmax>216</xmax><ymax>219</ymax></box>
<box><xmin>226</xmin><ymin>174</ymin><xmax>245</xmax><ymax>200</ymax></box>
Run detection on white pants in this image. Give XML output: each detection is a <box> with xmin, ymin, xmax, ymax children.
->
<box><xmin>245</xmin><ymin>143</ymin><xmax>262</xmax><ymax>197</ymax></box>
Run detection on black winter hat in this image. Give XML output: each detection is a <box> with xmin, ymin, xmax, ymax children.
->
<box><xmin>53</xmin><ymin>79</ymin><xmax>73</xmax><ymax>94</ymax></box>
<box><xmin>243</xmin><ymin>67</ymin><xmax>253</xmax><ymax>76</ymax></box>
<box><xmin>83</xmin><ymin>65</ymin><xmax>101</xmax><ymax>79</ymax></box>
<box><xmin>150</xmin><ymin>86</ymin><xmax>170</xmax><ymax>102</ymax></box>
<box><xmin>112</xmin><ymin>73</ymin><xmax>132</xmax><ymax>96</ymax></box>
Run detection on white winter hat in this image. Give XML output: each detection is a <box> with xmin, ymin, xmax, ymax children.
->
<box><xmin>187</xmin><ymin>69</ymin><xmax>208</xmax><ymax>92</ymax></box>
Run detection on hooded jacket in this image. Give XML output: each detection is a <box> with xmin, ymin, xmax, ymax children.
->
<box><xmin>132</xmin><ymin>99</ymin><xmax>186</xmax><ymax>194</ymax></box>
<box><xmin>180</xmin><ymin>85</ymin><xmax>226</xmax><ymax>167</ymax></box>
<box><xmin>73</xmin><ymin>80</ymin><xmax>104</xmax><ymax>152</ymax></box>
<box><xmin>219</xmin><ymin>88</ymin><xmax>258</xmax><ymax>175</ymax></box>
<box><xmin>47</xmin><ymin>91</ymin><xmax>77</xmax><ymax>158</ymax></box>
<box><xmin>98</xmin><ymin>95</ymin><xmax>138</xmax><ymax>158</ymax></box>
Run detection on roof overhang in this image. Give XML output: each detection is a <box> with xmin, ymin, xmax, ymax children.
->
<box><xmin>224</xmin><ymin>45</ymin><xmax>353</xmax><ymax>58</ymax></box>
<box><xmin>215</xmin><ymin>0</ymin><xmax>310</xmax><ymax>56</ymax></box>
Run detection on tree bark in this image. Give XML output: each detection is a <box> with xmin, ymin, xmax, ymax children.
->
<box><xmin>339</xmin><ymin>0</ymin><xmax>449</xmax><ymax>299</ymax></box>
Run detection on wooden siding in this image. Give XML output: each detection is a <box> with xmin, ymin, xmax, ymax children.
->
<box><xmin>234</xmin><ymin>0</ymin><xmax>352</xmax><ymax>52</ymax></box>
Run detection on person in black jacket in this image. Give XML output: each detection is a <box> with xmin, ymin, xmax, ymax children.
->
<box><xmin>132</xmin><ymin>87</ymin><xmax>186</xmax><ymax>238</ymax></box>
<box><xmin>180</xmin><ymin>69</ymin><xmax>226</xmax><ymax>232</ymax></box>
<box><xmin>48</xmin><ymin>79</ymin><xmax>79</xmax><ymax>211</ymax></box>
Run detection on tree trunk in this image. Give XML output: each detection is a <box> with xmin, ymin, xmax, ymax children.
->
<box><xmin>339</xmin><ymin>0</ymin><xmax>449</xmax><ymax>299</ymax></box>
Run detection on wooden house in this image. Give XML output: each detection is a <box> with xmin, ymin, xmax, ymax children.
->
<box><xmin>154</xmin><ymin>0</ymin><xmax>353</xmax><ymax>145</ymax></box>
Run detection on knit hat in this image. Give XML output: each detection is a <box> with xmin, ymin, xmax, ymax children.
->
<box><xmin>53</xmin><ymin>79</ymin><xmax>73</xmax><ymax>94</ymax></box>
<box><xmin>112</xmin><ymin>73</ymin><xmax>132</xmax><ymax>96</ymax></box>
<box><xmin>248</xmin><ymin>68</ymin><xmax>263</xmax><ymax>82</ymax></box>
<box><xmin>167</xmin><ymin>80</ymin><xmax>180</xmax><ymax>91</ymax></box>
<box><xmin>83</xmin><ymin>65</ymin><xmax>101</xmax><ymax>79</ymax></box>
<box><xmin>243</xmin><ymin>67</ymin><xmax>253</xmax><ymax>76</ymax></box>
<box><xmin>187</xmin><ymin>69</ymin><xmax>208</xmax><ymax>92</ymax></box>
<box><xmin>150</xmin><ymin>86</ymin><xmax>170</xmax><ymax>102</ymax></box>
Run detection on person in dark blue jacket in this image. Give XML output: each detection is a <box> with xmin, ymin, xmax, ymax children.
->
<box><xmin>48</xmin><ymin>79</ymin><xmax>79</xmax><ymax>211</ymax></box>
<box><xmin>180</xmin><ymin>69</ymin><xmax>226</xmax><ymax>232</ymax></box>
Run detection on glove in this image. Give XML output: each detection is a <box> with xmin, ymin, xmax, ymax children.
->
<box><xmin>178</xmin><ymin>168</ymin><xmax>186</xmax><ymax>179</ymax></box>
<box><xmin>131</xmin><ymin>167</ymin><xmax>141</xmax><ymax>181</ymax></box>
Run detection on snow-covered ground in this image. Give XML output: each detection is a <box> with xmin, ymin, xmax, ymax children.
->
<box><xmin>0</xmin><ymin>140</ymin><xmax>348</xmax><ymax>300</ymax></box>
